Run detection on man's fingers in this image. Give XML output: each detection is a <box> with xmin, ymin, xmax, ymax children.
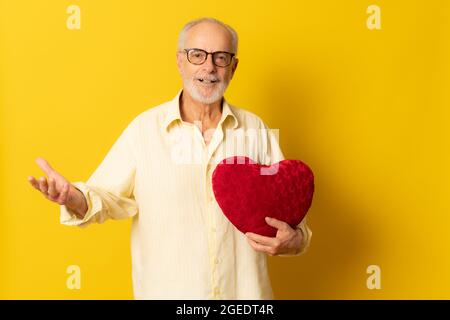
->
<box><xmin>58</xmin><ymin>183</ymin><xmax>70</xmax><ymax>204</ymax></box>
<box><xmin>28</xmin><ymin>175</ymin><xmax>69</xmax><ymax>204</ymax></box>
<box><xmin>38</xmin><ymin>177</ymin><xmax>49</xmax><ymax>194</ymax></box>
<box><xmin>245</xmin><ymin>232</ymin><xmax>278</xmax><ymax>246</ymax></box>
<box><xmin>246</xmin><ymin>237</ymin><xmax>274</xmax><ymax>255</ymax></box>
<box><xmin>47</xmin><ymin>178</ymin><xmax>57</xmax><ymax>198</ymax></box>
<box><xmin>35</xmin><ymin>157</ymin><xmax>55</xmax><ymax>176</ymax></box>
<box><xmin>265</xmin><ymin>216</ymin><xmax>289</xmax><ymax>231</ymax></box>
<box><xmin>28</xmin><ymin>176</ymin><xmax>40</xmax><ymax>190</ymax></box>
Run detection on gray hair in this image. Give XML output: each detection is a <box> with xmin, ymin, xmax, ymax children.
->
<box><xmin>177</xmin><ymin>17</ymin><xmax>238</xmax><ymax>55</ymax></box>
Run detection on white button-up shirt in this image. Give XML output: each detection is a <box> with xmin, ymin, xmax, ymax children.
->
<box><xmin>60</xmin><ymin>90</ymin><xmax>312</xmax><ymax>299</ymax></box>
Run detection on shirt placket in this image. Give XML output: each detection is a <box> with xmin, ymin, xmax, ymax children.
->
<box><xmin>197</xmin><ymin>124</ymin><xmax>225</xmax><ymax>299</ymax></box>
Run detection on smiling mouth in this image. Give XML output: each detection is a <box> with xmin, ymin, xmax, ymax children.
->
<box><xmin>197</xmin><ymin>78</ymin><xmax>219</xmax><ymax>84</ymax></box>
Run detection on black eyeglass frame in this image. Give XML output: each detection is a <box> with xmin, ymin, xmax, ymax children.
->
<box><xmin>182</xmin><ymin>48</ymin><xmax>236</xmax><ymax>67</ymax></box>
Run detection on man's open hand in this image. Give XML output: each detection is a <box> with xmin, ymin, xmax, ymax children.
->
<box><xmin>28</xmin><ymin>157</ymin><xmax>87</xmax><ymax>217</ymax></box>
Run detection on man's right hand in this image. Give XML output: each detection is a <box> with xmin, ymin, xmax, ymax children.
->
<box><xmin>28</xmin><ymin>157</ymin><xmax>88</xmax><ymax>218</ymax></box>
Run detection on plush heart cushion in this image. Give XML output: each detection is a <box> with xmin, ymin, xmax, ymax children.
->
<box><xmin>212</xmin><ymin>156</ymin><xmax>314</xmax><ymax>237</ymax></box>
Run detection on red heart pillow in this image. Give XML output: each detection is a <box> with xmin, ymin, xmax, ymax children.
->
<box><xmin>212</xmin><ymin>156</ymin><xmax>314</xmax><ymax>237</ymax></box>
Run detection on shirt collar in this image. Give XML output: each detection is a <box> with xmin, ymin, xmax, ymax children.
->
<box><xmin>164</xmin><ymin>89</ymin><xmax>239</xmax><ymax>132</ymax></box>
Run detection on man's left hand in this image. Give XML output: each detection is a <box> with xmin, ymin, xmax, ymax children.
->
<box><xmin>245</xmin><ymin>217</ymin><xmax>303</xmax><ymax>256</ymax></box>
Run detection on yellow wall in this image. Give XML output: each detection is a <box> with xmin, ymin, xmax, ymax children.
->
<box><xmin>1</xmin><ymin>0</ymin><xmax>449</xmax><ymax>299</ymax></box>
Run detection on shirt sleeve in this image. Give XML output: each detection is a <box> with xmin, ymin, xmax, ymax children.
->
<box><xmin>260</xmin><ymin>120</ymin><xmax>313</xmax><ymax>257</ymax></box>
<box><xmin>60</xmin><ymin>119</ymin><xmax>138</xmax><ymax>227</ymax></box>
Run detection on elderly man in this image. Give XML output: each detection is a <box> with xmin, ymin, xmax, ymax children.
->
<box><xmin>28</xmin><ymin>17</ymin><xmax>312</xmax><ymax>299</ymax></box>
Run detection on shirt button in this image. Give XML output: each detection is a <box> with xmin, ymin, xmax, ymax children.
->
<box><xmin>211</xmin><ymin>227</ymin><xmax>216</xmax><ymax>233</ymax></box>
<box><xmin>214</xmin><ymin>258</ymin><xmax>220</xmax><ymax>264</ymax></box>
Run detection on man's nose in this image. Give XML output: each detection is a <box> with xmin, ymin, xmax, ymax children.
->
<box><xmin>202</xmin><ymin>53</ymin><xmax>216</xmax><ymax>72</ymax></box>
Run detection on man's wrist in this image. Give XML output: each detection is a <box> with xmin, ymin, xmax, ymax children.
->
<box><xmin>68</xmin><ymin>186</ymin><xmax>88</xmax><ymax>218</ymax></box>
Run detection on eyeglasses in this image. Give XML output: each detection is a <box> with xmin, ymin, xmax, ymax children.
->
<box><xmin>182</xmin><ymin>48</ymin><xmax>236</xmax><ymax>67</ymax></box>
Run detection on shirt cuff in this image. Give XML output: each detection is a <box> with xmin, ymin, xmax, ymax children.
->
<box><xmin>60</xmin><ymin>182</ymin><xmax>103</xmax><ymax>227</ymax></box>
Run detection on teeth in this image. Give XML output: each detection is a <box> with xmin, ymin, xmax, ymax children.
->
<box><xmin>197</xmin><ymin>78</ymin><xmax>217</xmax><ymax>83</ymax></box>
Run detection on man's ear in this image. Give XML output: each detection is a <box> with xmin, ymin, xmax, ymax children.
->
<box><xmin>231</xmin><ymin>58</ymin><xmax>239</xmax><ymax>78</ymax></box>
<box><xmin>176</xmin><ymin>52</ymin><xmax>183</xmax><ymax>75</ymax></box>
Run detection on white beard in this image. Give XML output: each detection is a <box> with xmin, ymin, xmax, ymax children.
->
<box><xmin>182</xmin><ymin>76</ymin><xmax>230</xmax><ymax>105</ymax></box>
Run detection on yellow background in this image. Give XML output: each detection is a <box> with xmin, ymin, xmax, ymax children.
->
<box><xmin>1</xmin><ymin>0</ymin><xmax>449</xmax><ymax>299</ymax></box>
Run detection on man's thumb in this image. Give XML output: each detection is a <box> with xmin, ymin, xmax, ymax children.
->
<box><xmin>35</xmin><ymin>157</ymin><xmax>54</xmax><ymax>175</ymax></box>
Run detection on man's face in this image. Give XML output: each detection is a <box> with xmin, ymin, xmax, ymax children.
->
<box><xmin>177</xmin><ymin>22</ymin><xmax>238</xmax><ymax>105</ymax></box>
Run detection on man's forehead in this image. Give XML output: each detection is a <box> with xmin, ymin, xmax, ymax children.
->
<box><xmin>184</xmin><ymin>22</ymin><xmax>233</xmax><ymax>52</ymax></box>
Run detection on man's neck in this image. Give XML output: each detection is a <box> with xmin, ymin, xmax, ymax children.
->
<box><xmin>179</xmin><ymin>90</ymin><xmax>223</xmax><ymax>127</ymax></box>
